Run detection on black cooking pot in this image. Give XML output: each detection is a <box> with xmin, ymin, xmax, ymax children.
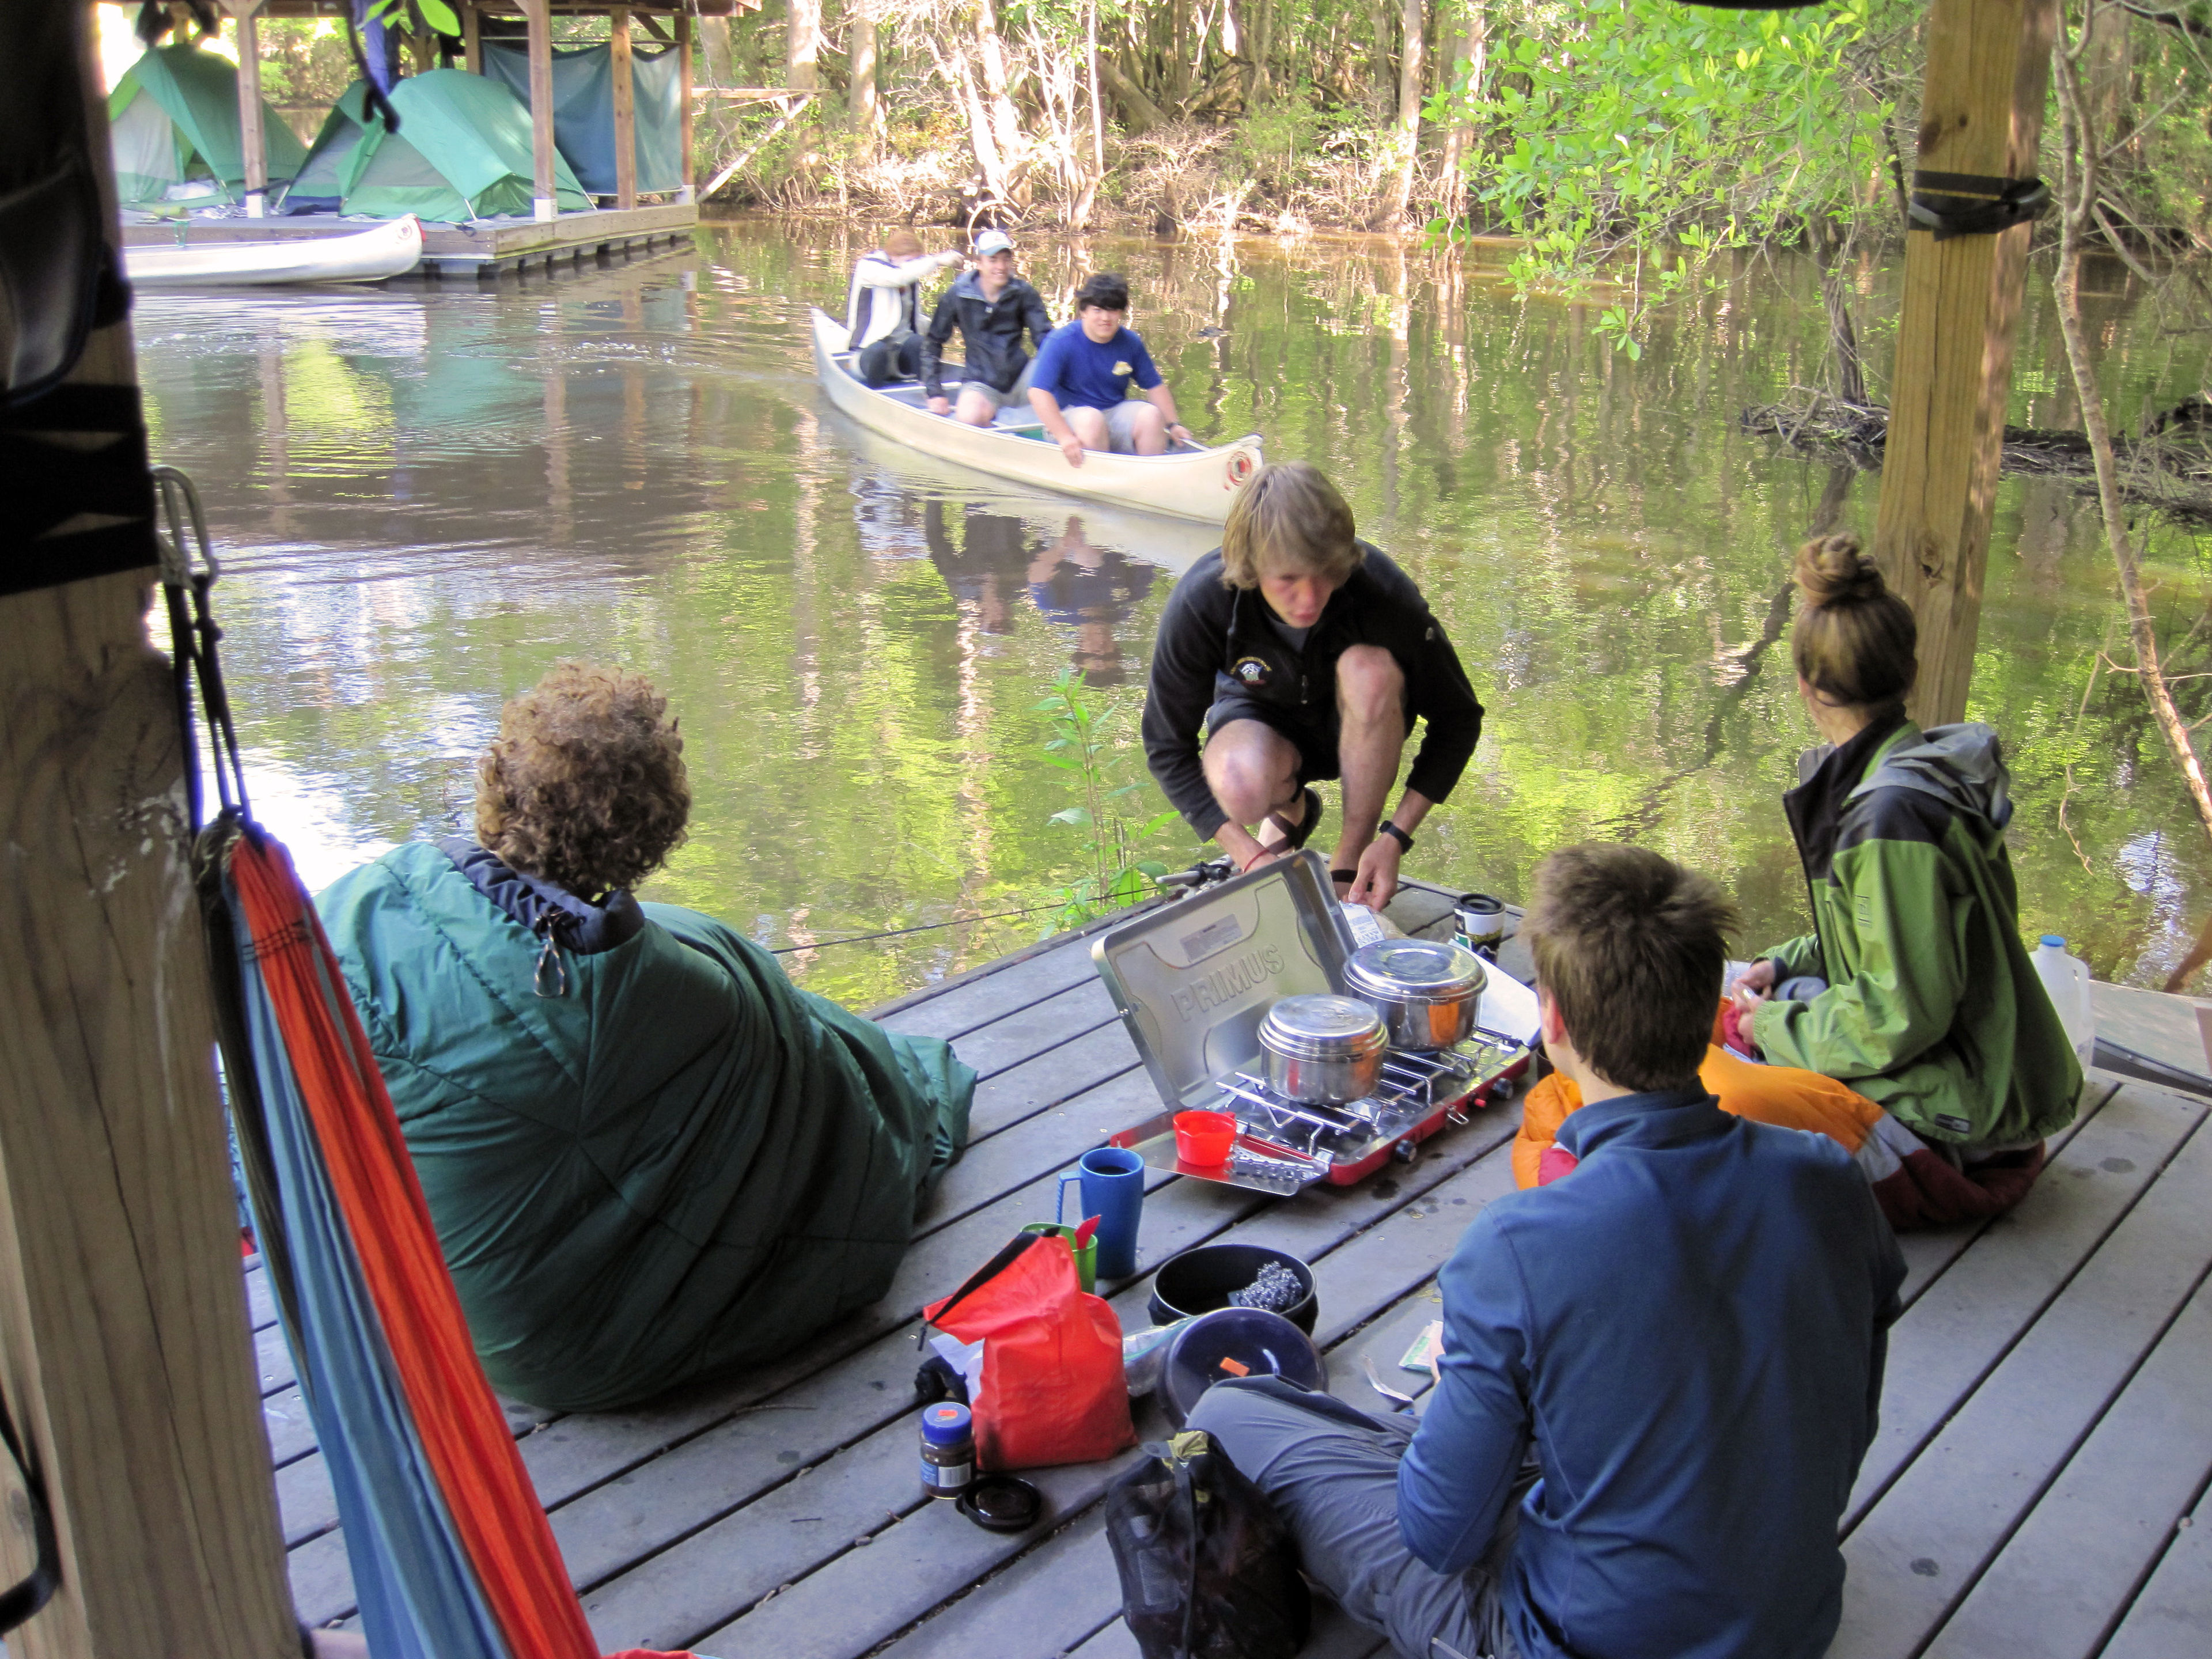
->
<box><xmin>1147</xmin><ymin>1243</ymin><xmax>1318</xmax><ymax>1334</ymax></box>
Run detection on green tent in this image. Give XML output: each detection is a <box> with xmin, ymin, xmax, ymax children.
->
<box><xmin>107</xmin><ymin>44</ymin><xmax>308</xmax><ymax>209</ymax></box>
<box><xmin>284</xmin><ymin>70</ymin><xmax>590</xmax><ymax>222</ymax></box>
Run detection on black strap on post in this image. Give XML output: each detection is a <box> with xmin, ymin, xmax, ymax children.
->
<box><xmin>0</xmin><ymin>1387</ymin><xmax>60</xmax><ymax>1635</ymax></box>
<box><xmin>1904</xmin><ymin>169</ymin><xmax>2052</xmax><ymax>241</ymax></box>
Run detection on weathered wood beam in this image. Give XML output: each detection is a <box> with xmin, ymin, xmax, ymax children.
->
<box><xmin>1872</xmin><ymin>0</ymin><xmax>2061</xmax><ymax>728</ymax></box>
<box><xmin>0</xmin><ymin>7</ymin><xmax>296</xmax><ymax>1654</ymax></box>
<box><xmin>222</xmin><ymin>1</ymin><xmax>268</xmax><ymax>216</ymax></box>
<box><xmin>676</xmin><ymin>7</ymin><xmax>695</xmax><ymax>202</ymax></box>
<box><xmin>462</xmin><ymin>0</ymin><xmax>482</xmax><ymax>71</ymax></box>
<box><xmin>611</xmin><ymin>5</ymin><xmax>638</xmax><ymax>208</ymax></box>
<box><xmin>518</xmin><ymin>0</ymin><xmax>558</xmax><ymax>218</ymax></box>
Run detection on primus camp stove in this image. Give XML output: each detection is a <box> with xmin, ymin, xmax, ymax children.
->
<box><xmin>1092</xmin><ymin>851</ymin><xmax>1532</xmax><ymax>1196</ymax></box>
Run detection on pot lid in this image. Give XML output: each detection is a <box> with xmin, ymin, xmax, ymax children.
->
<box><xmin>1259</xmin><ymin>994</ymin><xmax>1388</xmax><ymax>1060</ymax></box>
<box><xmin>1343</xmin><ymin>938</ymin><xmax>1487</xmax><ymax>1002</ymax></box>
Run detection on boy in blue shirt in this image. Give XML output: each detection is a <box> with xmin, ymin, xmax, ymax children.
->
<box><xmin>1027</xmin><ymin>272</ymin><xmax>1192</xmax><ymax>467</ymax></box>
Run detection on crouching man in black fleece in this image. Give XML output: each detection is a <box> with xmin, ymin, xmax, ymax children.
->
<box><xmin>1139</xmin><ymin>461</ymin><xmax>1483</xmax><ymax>910</ymax></box>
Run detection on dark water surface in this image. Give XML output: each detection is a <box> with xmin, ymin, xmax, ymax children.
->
<box><xmin>132</xmin><ymin>218</ymin><xmax>2212</xmax><ymax>1005</ymax></box>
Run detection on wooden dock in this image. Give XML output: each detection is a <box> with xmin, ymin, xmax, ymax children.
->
<box><xmin>245</xmin><ymin>891</ymin><xmax>2212</xmax><ymax>1658</ymax></box>
<box><xmin>119</xmin><ymin>203</ymin><xmax>698</xmax><ymax>280</ymax></box>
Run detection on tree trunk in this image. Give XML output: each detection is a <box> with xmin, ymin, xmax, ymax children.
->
<box><xmin>1438</xmin><ymin>1</ymin><xmax>1484</xmax><ymax>224</ymax></box>
<box><xmin>1100</xmin><ymin>50</ymin><xmax>1168</xmax><ymax>134</ymax></box>
<box><xmin>1170</xmin><ymin>0</ymin><xmax>1192</xmax><ymax>108</ymax></box>
<box><xmin>849</xmin><ymin>1</ymin><xmax>880</xmax><ymax>151</ymax></box>
<box><xmin>1376</xmin><ymin>0</ymin><xmax>1426</xmax><ymax>227</ymax></box>
<box><xmin>2051</xmin><ymin>7</ymin><xmax>2212</xmax><ymax>851</ymax></box>
<box><xmin>974</xmin><ymin>0</ymin><xmax>1028</xmax><ymax>192</ymax></box>
<box><xmin>786</xmin><ymin>0</ymin><xmax>820</xmax><ymax>92</ymax></box>
<box><xmin>698</xmin><ymin>15</ymin><xmax>734</xmax><ymax>86</ymax></box>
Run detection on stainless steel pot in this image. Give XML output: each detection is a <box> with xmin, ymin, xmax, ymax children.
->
<box><xmin>1343</xmin><ymin>938</ymin><xmax>1487</xmax><ymax>1051</ymax></box>
<box><xmin>1259</xmin><ymin>995</ymin><xmax>1388</xmax><ymax>1104</ymax></box>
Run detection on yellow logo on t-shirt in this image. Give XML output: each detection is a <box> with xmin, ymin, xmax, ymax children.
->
<box><xmin>1112</xmin><ymin>361</ymin><xmax>1131</xmax><ymax>377</ymax></box>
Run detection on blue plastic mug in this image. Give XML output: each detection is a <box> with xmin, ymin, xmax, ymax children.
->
<box><xmin>1056</xmin><ymin>1146</ymin><xmax>1145</xmax><ymax>1281</ymax></box>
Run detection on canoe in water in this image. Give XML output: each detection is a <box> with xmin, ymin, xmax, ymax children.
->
<box><xmin>124</xmin><ymin>216</ymin><xmax>422</xmax><ymax>286</ymax></box>
<box><xmin>809</xmin><ymin>307</ymin><xmax>1262</xmax><ymax>524</ymax></box>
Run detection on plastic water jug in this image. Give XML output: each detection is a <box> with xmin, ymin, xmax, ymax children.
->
<box><xmin>2031</xmin><ymin>935</ymin><xmax>2096</xmax><ymax>1067</ymax></box>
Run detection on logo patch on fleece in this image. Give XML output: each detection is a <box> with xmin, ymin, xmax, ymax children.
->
<box><xmin>1233</xmin><ymin>656</ymin><xmax>1270</xmax><ymax>685</ymax></box>
<box><xmin>1112</xmin><ymin>361</ymin><xmax>1132</xmax><ymax>377</ymax></box>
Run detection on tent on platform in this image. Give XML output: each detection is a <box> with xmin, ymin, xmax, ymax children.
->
<box><xmin>480</xmin><ymin>39</ymin><xmax>683</xmax><ymax>196</ymax></box>
<box><xmin>282</xmin><ymin>69</ymin><xmax>589</xmax><ymax>222</ymax></box>
<box><xmin>107</xmin><ymin>43</ymin><xmax>308</xmax><ymax>209</ymax></box>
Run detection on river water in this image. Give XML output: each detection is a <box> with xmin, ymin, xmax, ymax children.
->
<box><xmin>132</xmin><ymin>217</ymin><xmax>2211</xmax><ymax>1006</ymax></box>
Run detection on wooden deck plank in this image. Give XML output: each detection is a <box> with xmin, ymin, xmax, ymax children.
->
<box><xmin>868</xmin><ymin>1507</ymin><xmax>1121</xmax><ymax>1659</ymax></box>
<box><xmin>1845</xmin><ymin>1082</ymin><xmax>2204</xmax><ymax>1524</ymax></box>
<box><xmin>962</xmin><ymin>1021</ymin><xmax>1143</xmax><ymax>1143</ymax></box>
<box><xmin>1069</xmin><ymin>1604</ymin><xmax>1387</xmax><ymax>1659</ymax></box>
<box><xmin>683</xmin><ymin>1126</ymin><xmax>1524</xmax><ymax>1659</ymax></box>
<box><xmin>2097</xmin><ymin>1484</ymin><xmax>2212</xmax><ymax>1659</ymax></box>
<box><xmin>1922</xmin><ymin>1267</ymin><xmax>2212</xmax><ymax>1659</ymax></box>
<box><xmin>877</xmin><ymin>940</ymin><xmax>1098</xmax><ymax>1043</ymax></box>
<box><xmin>945</xmin><ymin>979</ymin><xmax>1123</xmax><ymax>1082</ymax></box>
<box><xmin>1890</xmin><ymin>1081</ymin><xmax>2120</xmax><ymax>1310</ymax></box>
<box><xmin>1830</xmin><ymin>1089</ymin><xmax>2212</xmax><ymax>1659</ymax></box>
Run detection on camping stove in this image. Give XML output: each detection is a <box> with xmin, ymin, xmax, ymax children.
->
<box><xmin>1093</xmin><ymin>852</ymin><xmax>1532</xmax><ymax>1198</ymax></box>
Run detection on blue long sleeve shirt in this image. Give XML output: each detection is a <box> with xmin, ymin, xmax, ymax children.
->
<box><xmin>1399</xmin><ymin>1086</ymin><xmax>1904</xmax><ymax>1659</ymax></box>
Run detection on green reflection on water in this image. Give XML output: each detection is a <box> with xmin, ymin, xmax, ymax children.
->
<box><xmin>130</xmin><ymin>218</ymin><xmax>2211</xmax><ymax>1007</ymax></box>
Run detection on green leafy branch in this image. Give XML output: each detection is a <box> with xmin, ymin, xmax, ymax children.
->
<box><xmin>1034</xmin><ymin>666</ymin><xmax>1181</xmax><ymax>933</ymax></box>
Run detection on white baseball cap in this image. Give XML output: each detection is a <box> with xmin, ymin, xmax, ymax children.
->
<box><xmin>973</xmin><ymin>229</ymin><xmax>1016</xmax><ymax>256</ymax></box>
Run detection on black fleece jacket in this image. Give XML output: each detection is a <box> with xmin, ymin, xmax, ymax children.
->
<box><xmin>1141</xmin><ymin>545</ymin><xmax>1484</xmax><ymax>839</ymax></box>
<box><xmin>919</xmin><ymin>271</ymin><xmax>1052</xmax><ymax>400</ymax></box>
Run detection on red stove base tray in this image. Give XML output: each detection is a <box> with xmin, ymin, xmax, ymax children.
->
<box><xmin>1111</xmin><ymin>1056</ymin><xmax>1530</xmax><ymax>1195</ymax></box>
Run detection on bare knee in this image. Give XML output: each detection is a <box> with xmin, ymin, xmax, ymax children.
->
<box><xmin>1205</xmin><ymin>726</ymin><xmax>1296</xmax><ymax>824</ymax></box>
<box><xmin>1336</xmin><ymin>646</ymin><xmax>1404</xmax><ymax>724</ymax></box>
<box><xmin>1128</xmin><ymin>405</ymin><xmax>1168</xmax><ymax>455</ymax></box>
<box><xmin>956</xmin><ymin>390</ymin><xmax>997</xmax><ymax>425</ymax></box>
<box><xmin>1067</xmin><ymin>407</ymin><xmax>1110</xmax><ymax>450</ymax></box>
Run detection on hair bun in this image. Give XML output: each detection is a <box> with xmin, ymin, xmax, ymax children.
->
<box><xmin>1793</xmin><ymin>533</ymin><xmax>1889</xmax><ymax>609</ymax></box>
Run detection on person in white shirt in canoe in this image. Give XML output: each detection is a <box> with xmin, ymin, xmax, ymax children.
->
<box><xmin>843</xmin><ymin>229</ymin><xmax>963</xmax><ymax>388</ymax></box>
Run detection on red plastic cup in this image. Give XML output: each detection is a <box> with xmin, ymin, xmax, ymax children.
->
<box><xmin>1174</xmin><ymin>1110</ymin><xmax>1238</xmax><ymax>1168</ymax></box>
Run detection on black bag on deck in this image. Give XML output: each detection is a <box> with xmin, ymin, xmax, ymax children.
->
<box><xmin>1105</xmin><ymin>1429</ymin><xmax>1311</xmax><ymax>1659</ymax></box>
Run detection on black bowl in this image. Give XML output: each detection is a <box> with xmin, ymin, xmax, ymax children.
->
<box><xmin>1159</xmin><ymin>1308</ymin><xmax>1330</xmax><ymax>1429</ymax></box>
<box><xmin>1147</xmin><ymin>1243</ymin><xmax>1318</xmax><ymax>1334</ymax></box>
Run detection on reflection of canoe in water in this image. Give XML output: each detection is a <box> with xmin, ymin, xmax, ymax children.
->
<box><xmin>809</xmin><ymin>307</ymin><xmax>1262</xmax><ymax>524</ymax></box>
<box><xmin>123</xmin><ymin>216</ymin><xmax>422</xmax><ymax>286</ymax></box>
<box><xmin>831</xmin><ymin>412</ymin><xmax>1224</xmax><ymax>576</ymax></box>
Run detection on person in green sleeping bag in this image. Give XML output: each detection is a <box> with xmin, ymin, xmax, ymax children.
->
<box><xmin>315</xmin><ymin>661</ymin><xmax>975</xmax><ymax>1413</ymax></box>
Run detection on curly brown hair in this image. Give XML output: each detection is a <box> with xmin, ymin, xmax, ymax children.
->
<box><xmin>474</xmin><ymin>661</ymin><xmax>690</xmax><ymax>899</ymax></box>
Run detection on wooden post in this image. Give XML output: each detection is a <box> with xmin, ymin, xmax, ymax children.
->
<box><xmin>676</xmin><ymin>7</ymin><xmax>696</xmax><ymax>202</ymax></box>
<box><xmin>520</xmin><ymin>0</ymin><xmax>558</xmax><ymax>219</ymax></box>
<box><xmin>461</xmin><ymin>0</ymin><xmax>481</xmax><ymax>73</ymax></box>
<box><xmin>1871</xmin><ymin>0</ymin><xmax>2059</xmax><ymax>728</ymax></box>
<box><xmin>611</xmin><ymin>7</ymin><xmax>637</xmax><ymax>209</ymax></box>
<box><xmin>0</xmin><ymin>8</ymin><xmax>297</xmax><ymax>1656</ymax></box>
<box><xmin>224</xmin><ymin>1</ymin><xmax>268</xmax><ymax>217</ymax></box>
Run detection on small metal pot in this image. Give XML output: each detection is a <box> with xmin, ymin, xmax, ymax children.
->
<box><xmin>1343</xmin><ymin>938</ymin><xmax>1487</xmax><ymax>1052</ymax></box>
<box><xmin>1259</xmin><ymin>995</ymin><xmax>1387</xmax><ymax>1104</ymax></box>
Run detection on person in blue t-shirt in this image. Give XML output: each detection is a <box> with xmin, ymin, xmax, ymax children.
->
<box><xmin>1026</xmin><ymin>272</ymin><xmax>1192</xmax><ymax>467</ymax></box>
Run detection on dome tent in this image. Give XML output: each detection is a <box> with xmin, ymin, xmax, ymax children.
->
<box><xmin>283</xmin><ymin>69</ymin><xmax>589</xmax><ymax>222</ymax></box>
<box><xmin>107</xmin><ymin>43</ymin><xmax>308</xmax><ymax>209</ymax></box>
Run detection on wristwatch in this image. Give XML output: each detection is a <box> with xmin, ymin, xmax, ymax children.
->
<box><xmin>1378</xmin><ymin>822</ymin><xmax>1414</xmax><ymax>853</ymax></box>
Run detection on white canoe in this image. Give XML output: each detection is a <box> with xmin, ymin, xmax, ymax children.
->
<box><xmin>124</xmin><ymin>216</ymin><xmax>422</xmax><ymax>287</ymax></box>
<box><xmin>809</xmin><ymin>307</ymin><xmax>1262</xmax><ymax>524</ymax></box>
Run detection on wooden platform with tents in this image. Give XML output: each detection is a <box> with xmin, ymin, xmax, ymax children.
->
<box><xmin>105</xmin><ymin>1</ymin><xmax>747</xmax><ymax>279</ymax></box>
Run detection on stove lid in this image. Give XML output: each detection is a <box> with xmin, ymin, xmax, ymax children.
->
<box><xmin>1092</xmin><ymin>850</ymin><xmax>1354</xmax><ymax>1112</ymax></box>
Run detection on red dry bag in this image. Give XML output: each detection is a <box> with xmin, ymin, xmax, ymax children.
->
<box><xmin>923</xmin><ymin>1230</ymin><xmax>1135</xmax><ymax>1471</ymax></box>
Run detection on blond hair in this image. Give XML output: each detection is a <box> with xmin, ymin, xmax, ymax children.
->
<box><xmin>1219</xmin><ymin>462</ymin><xmax>1363</xmax><ymax>589</ymax></box>
<box><xmin>1790</xmin><ymin>534</ymin><xmax>1918</xmax><ymax>714</ymax></box>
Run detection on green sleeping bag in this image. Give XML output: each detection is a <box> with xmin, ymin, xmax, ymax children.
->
<box><xmin>316</xmin><ymin>839</ymin><xmax>974</xmax><ymax>1412</ymax></box>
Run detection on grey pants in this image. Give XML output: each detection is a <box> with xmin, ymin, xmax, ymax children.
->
<box><xmin>1187</xmin><ymin>1378</ymin><xmax>1530</xmax><ymax>1659</ymax></box>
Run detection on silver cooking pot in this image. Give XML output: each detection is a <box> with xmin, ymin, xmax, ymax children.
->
<box><xmin>1343</xmin><ymin>938</ymin><xmax>1487</xmax><ymax>1052</ymax></box>
<box><xmin>1259</xmin><ymin>995</ymin><xmax>1388</xmax><ymax>1104</ymax></box>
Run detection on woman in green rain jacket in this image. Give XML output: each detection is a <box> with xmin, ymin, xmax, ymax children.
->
<box><xmin>316</xmin><ymin>662</ymin><xmax>974</xmax><ymax>1413</ymax></box>
<box><xmin>1731</xmin><ymin>537</ymin><xmax>2078</xmax><ymax>1225</ymax></box>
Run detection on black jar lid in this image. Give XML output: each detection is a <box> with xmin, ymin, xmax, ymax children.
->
<box><xmin>957</xmin><ymin>1474</ymin><xmax>1043</xmax><ymax>1533</ymax></box>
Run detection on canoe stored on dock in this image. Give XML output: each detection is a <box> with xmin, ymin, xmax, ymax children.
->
<box><xmin>809</xmin><ymin>307</ymin><xmax>1262</xmax><ymax>524</ymax></box>
<box><xmin>123</xmin><ymin>215</ymin><xmax>422</xmax><ymax>286</ymax></box>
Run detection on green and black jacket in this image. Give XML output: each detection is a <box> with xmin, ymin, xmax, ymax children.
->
<box><xmin>1753</xmin><ymin>715</ymin><xmax>2081</xmax><ymax>1148</ymax></box>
